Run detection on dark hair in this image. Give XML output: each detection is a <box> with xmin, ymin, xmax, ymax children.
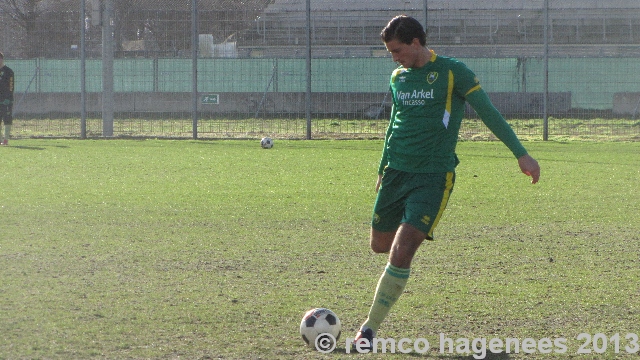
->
<box><xmin>380</xmin><ymin>15</ymin><xmax>426</xmax><ymax>46</ymax></box>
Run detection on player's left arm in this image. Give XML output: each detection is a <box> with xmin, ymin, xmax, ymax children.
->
<box><xmin>466</xmin><ymin>88</ymin><xmax>540</xmax><ymax>184</ymax></box>
<box><xmin>517</xmin><ymin>154</ymin><xmax>540</xmax><ymax>184</ymax></box>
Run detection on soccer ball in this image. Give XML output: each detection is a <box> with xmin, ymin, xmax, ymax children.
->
<box><xmin>299</xmin><ymin>308</ymin><xmax>341</xmax><ymax>348</ymax></box>
<box><xmin>260</xmin><ymin>137</ymin><xmax>274</xmax><ymax>149</ymax></box>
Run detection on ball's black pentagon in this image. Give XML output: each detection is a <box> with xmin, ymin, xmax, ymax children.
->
<box><xmin>304</xmin><ymin>316</ymin><xmax>317</xmax><ymax>327</ymax></box>
<box><xmin>302</xmin><ymin>334</ymin><xmax>310</xmax><ymax>345</ymax></box>
<box><xmin>325</xmin><ymin>313</ymin><xmax>337</xmax><ymax>325</ymax></box>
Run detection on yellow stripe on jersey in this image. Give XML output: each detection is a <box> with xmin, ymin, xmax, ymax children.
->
<box><xmin>427</xmin><ymin>172</ymin><xmax>455</xmax><ymax>240</ymax></box>
<box><xmin>465</xmin><ymin>84</ymin><xmax>482</xmax><ymax>96</ymax></box>
<box><xmin>442</xmin><ymin>70</ymin><xmax>455</xmax><ymax>128</ymax></box>
<box><xmin>446</xmin><ymin>70</ymin><xmax>454</xmax><ymax>113</ymax></box>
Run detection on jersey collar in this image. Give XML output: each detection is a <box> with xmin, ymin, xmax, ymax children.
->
<box><xmin>429</xmin><ymin>49</ymin><xmax>437</xmax><ymax>63</ymax></box>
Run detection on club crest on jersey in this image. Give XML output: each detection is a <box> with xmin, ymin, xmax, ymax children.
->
<box><xmin>427</xmin><ymin>72</ymin><xmax>438</xmax><ymax>84</ymax></box>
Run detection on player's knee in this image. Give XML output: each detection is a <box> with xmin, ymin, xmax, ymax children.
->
<box><xmin>370</xmin><ymin>240</ymin><xmax>390</xmax><ymax>254</ymax></box>
<box><xmin>370</xmin><ymin>229</ymin><xmax>394</xmax><ymax>253</ymax></box>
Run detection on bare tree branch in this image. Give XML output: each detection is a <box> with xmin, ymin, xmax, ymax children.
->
<box><xmin>0</xmin><ymin>0</ymin><xmax>43</xmax><ymax>29</ymax></box>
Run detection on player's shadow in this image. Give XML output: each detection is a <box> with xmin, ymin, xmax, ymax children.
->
<box><xmin>396</xmin><ymin>352</ymin><xmax>511</xmax><ymax>359</ymax></box>
<box><xmin>432</xmin><ymin>352</ymin><xmax>511</xmax><ymax>360</ymax></box>
<box><xmin>333</xmin><ymin>347</ymin><xmax>510</xmax><ymax>359</ymax></box>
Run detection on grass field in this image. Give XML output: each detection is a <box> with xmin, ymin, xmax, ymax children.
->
<box><xmin>0</xmin><ymin>139</ymin><xmax>639</xmax><ymax>359</ymax></box>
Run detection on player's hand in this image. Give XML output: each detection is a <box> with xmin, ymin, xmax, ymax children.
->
<box><xmin>518</xmin><ymin>154</ymin><xmax>540</xmax><ymax>184</ymax></box>
<box><xmin>375</xmin><ymin>174</ymin><xmax>383</xmax><ymax>193</ymax></box>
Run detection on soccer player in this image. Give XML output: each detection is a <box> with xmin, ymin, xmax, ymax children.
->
<box><xmin>0</xmin><ymin>52</ymin><xmax>14</xmax><ymax>146</ymax></box>
<box><xmin>352</xmin><ymin>15</ymin><xmax>540</xmax><ymax>349</ymax></box>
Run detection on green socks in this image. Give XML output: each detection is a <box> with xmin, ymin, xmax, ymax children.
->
<box><xmin>362</xmin><ymin>263</ymin><xmax>410</xmax><ymax>334</ymax></box>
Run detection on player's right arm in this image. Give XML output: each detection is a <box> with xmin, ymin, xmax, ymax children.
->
<box><xmin>378</xmin><ymin>105</ymin><xmax>394</xmax><ymax>172</ymax></box>
<box><xmin>376</xmin><ymin>102</ymin><xmax>395</xmax><ymax>192</ymax></box>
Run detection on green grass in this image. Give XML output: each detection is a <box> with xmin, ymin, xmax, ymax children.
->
<box><xmin>0</xmin><ymin>139</ymin><xmax>639</xmax><ymax>359</ymax></box>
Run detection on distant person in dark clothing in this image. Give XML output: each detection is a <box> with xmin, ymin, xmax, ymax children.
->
<box><xmin>0</xmin><ymin>52</ymin><xmax>15</xmax><ymax>145</ymax></box>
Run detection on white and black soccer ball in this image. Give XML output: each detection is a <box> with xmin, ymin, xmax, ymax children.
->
<box><xmin>260</xmin><ymin>137</ymin><xmax>274</xmax><ymax>149</ymax></box>
<box><xmin>299</xmin><ymin>308</ymin><xmax>341</xmax><ymax>348</ymax></box>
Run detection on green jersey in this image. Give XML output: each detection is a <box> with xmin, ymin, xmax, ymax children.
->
<box><xmin>378</xmin><ymin>50</ymin><xmax>528</xmax><ymax>174</ymax></box>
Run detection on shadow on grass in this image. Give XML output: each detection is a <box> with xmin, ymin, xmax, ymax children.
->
<box><xmin>431</xmin><ymin>352</ymin><xmax>511</xmax><ymax>360</ymax></box>
<box><xmin>333</xmin><ymin>347</ymin><xmax>511</xmax><ymax>359</ymax></box>
<box><xmin>6</xmin><ymin>145</ymin><xmax>70</xmax><ymax>150</ymax></box>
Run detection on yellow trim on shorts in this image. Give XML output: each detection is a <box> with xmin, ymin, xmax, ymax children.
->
<box><xmin>426</xmin><ymin>172</ymin><xmax>455</xmax><ymax>240</ymax></box>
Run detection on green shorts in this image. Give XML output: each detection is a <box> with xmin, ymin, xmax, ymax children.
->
<box><xmin>371</xmin><ymin>168</ymin><xmax>455</xmax><ymax>240</ymax></box>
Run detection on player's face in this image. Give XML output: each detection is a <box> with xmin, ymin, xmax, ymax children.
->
<box><xmin>384</xmin><ymin>38</ymin><xmax>422</xmax><ymax>68</ymax></box>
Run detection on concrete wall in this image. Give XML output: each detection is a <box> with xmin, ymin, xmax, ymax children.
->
<box><xmin>613</xmin><ymin>93</ymin><xmax>640</xmax><ymax>115</ymax></box>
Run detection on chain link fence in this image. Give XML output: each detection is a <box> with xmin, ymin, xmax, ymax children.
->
<box><xmin>1</xmin><ymin>0</ymin><xmax>639</xmax><ymax>140</ymax></box>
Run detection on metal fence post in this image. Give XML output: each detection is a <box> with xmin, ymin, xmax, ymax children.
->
<box><xmin>543</xmin><ymin>0</ymin><xmax>549</xmax><ymax>141</ymax></box>
<box><xmin>192</xmin><ymin>0</ymin><xmax>198</xmax><ymax>140</ymax></box>
<box><xmin>305</xmin><ymin>0</ymin><xmax>312</xmax><ymax>140</ymax></box>
<box><xmin>424</xmin><ymin>0</ymin><xmax>428</xmax><ymax>33</ymax></box>
<box><xmin>102</xmin><ymin>0</ymin><xmax>114</xmax><ymax>137</ymax></box>
<box><xmin>81</xmin><ymin>0</ymin><xmax>87</xmax><ymax>139</ymax></box>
